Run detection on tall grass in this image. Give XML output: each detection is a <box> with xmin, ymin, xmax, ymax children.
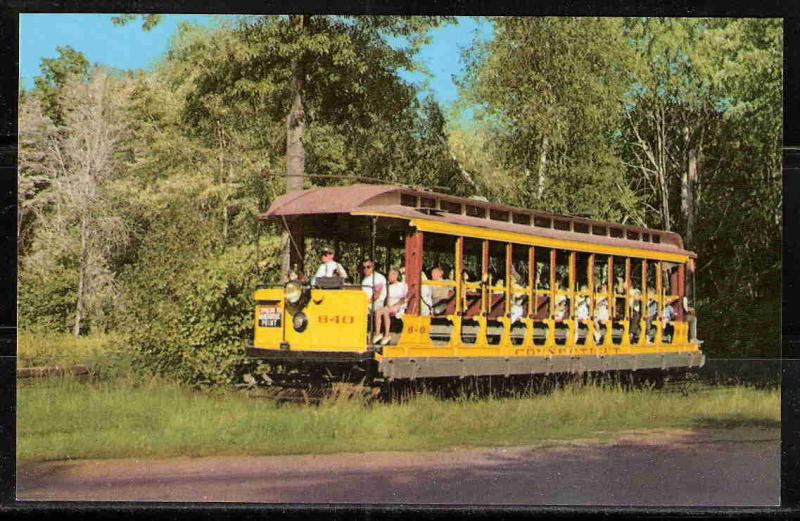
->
<box><xmin>17</xmin><ymin>332</ymin><xmax>123</xmax><ymax>368</ymax></box>
<box><xmin>17</xmin><ymin>378</ymin><xmax>780</xmax><ymax>463</ymax></box>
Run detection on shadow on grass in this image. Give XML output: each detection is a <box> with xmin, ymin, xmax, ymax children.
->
<box><xmin>691</xmin><ymin>417</ymin><xmax>781</xmax><ymax>430</ymax></box>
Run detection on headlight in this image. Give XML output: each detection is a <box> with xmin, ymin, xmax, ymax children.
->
<box><xmin>292</xmin><ymin>312</ymin><xmax>308</xmax><ymax>332</ymax></box>
<box><xmin>284</xmin><ymin>281</ymin><xmax>302</xmax><ymax>304</ymax></box>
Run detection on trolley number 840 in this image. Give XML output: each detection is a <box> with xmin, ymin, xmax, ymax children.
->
<box><xmin>317</xmin><ymin>314</ymin><xmax>354</xmax><ymax>325</ymax></box>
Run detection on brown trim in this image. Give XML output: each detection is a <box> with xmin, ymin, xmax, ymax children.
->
<box><xmin>404</xmin><ymin>230</ymin><xmax>423</xmax><ymax>316</ymax></box>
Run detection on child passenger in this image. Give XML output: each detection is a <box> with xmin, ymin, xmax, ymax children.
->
<box><xmin>372</xmin><ymin>268</ymin><xmax>407</xmax><ymax>346</ymax></box>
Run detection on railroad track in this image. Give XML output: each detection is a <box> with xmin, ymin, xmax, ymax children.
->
<box><xmin>243</xmin><ymin>383</ymin><xmax>381</xmax><ymax>404</ymax></box>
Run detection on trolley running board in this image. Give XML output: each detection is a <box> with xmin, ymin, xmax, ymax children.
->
<box><xmin>379</xmin><ymin>351</ymin><xmax>705</xmax><ymax>380</ymax></box>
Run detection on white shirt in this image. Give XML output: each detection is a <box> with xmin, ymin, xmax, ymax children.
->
<box><xmin>594</xmin><ymin>299</ymin><xmax>609</xmax><ymax>322</ymax></box>
<box><xmin>362</xmin><ymin>272</ymin><xmax>387</xmax><ymax>309</ymax></box>
<box><xmin>386</xmin><ymin>282</ymin><xmax>408</xmax><ymax>317</ymax></box>
<box><xmin>576</xmin><ymin>299</ymin><xmax>590</xmax><ymax>320</ymax></box>
<box><xmin>312</xmin><ymin>260</ymin><xmax>347</xmax><ymax>284</ymax></box>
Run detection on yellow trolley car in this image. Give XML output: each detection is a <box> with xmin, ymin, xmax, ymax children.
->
<box><xmin>248</xmin><ymin>184</ymin><xmax>704</xmax><ymax>383</ymax></box>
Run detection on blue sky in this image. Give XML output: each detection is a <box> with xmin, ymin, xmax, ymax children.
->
<box><xmin>19</xmin><ymin>14</ymin><xmax>492</xmax><ymax>113</ymax></box>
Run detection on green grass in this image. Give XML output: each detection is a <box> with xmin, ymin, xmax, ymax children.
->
<box><xmin>16</xmin><ymin>378</ymin><xmax>780</xmax><ymax>463</ymax></box>
<box><xmin>17</xmin><ymin>332</ymin><xmax>123</xmax><ymax>368</ymax></box>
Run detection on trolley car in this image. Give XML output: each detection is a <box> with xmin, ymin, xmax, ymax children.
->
<box><xmin>247</xmin><ymin>184</ymin><xmax>704</xmax><ymax>383</ymax></box>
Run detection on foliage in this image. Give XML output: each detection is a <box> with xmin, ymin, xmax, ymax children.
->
<box><xmin>20</xmin><ymin>71</ymin><xmax>130</xmax><ymax>336</ymax></box>
<box><xmin>460</xmin><ymin>17</ymin><xmax>781</xmax><ymax>357</ymax></box>
<box><xmin>32</xmin><ymin>46</ymin><xmax>89</xmax><ymax>125</ymax></box>
<box><xmin>119</xmin><ymin>204</ymin><xmax>282</xmax><ymax>386</ymax></box>
<box><xmin>460</xmin><ymin>17</ymin><xmax>636</xmax><ymax>219</ymax></box>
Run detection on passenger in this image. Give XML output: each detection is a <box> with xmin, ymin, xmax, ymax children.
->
<box><xmin>509</xmin><ymin>267</ymin><xmax>525</xmax><ymax>324</ymax></box>
<box><xmin>575</xmin><ymin>284</ymin><xmax>590</xmax><ymax>342</ymax></box>
<box><xmin>661</xmin><ymin>296</ymin><xmax>677</xmax><ymax>342</ymax></box>
<box><xmin>629</xmin><ymin>288</ymin><xmax>642</xmax><ymax>343</ymax></box>
<box><xmin>554</xmin><ymin>279</ymin><xmax>568</xmax><ymax>321</ymax></box>
<box><xmin>372</xmin><ymin>268</ymin><xmax>408</xmax><ymax>346</ymax></box>
<box><xmin>311</xmin><ymin>247</ymin><xmax>348</xmax><ymax>285</ymax></box>
<box><xmin>593</xmin><ymin>283</ymin><xmax>610</xmax><ymax>344</ymax></box>
<box><xmin>645</xmin><ymin>286</ymin><xmax>658</xmax><ymax>342</ymax></box>
<box><xmin>420</xmin><ymin>271</ymin><xmax>432</xmax><ymax>316</ymax></box>
<box><xmin>422</xmin><ymin>266</ymin><xmax>454</xmax><ymax>317</ymax></box>
<box><xmin>614</xmin><ymin>276</ymin><xmax>626</xmax><ymax>318</ymax></box>
<box><xmin>681</xmin><ymin>296</ymin><xmax>698</xmax><ymax>342</ymax></box>
<box><xmin>432</xmin><ymin>266</ymin><xmax>454</xmax><ymax>316</ymax></box>
<box><xmin>360</xmin><ymin>260</ymin><xmax>387</xmax><ymax>312</ymax></box>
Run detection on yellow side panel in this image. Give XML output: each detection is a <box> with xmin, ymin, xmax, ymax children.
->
<box><xmin>253</xmin><ymin>288</ymin><xmax>368</xmax><ymax>352</ymax></box>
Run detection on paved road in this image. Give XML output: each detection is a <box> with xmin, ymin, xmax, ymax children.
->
<box><xmin>17</xmin><ymin>427</ymin><xmax>779</xmax><ymax>506</ymax></box>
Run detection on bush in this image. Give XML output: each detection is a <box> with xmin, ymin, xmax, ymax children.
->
<box><xmin>123</xmin><ymin>231</ymin><xmax>280</xmax><ymax>387</ymax></box>
<box><xmin>17</xmin><ymin>263</ymin><xmax>78</xmax><ymax>333</ymax></box>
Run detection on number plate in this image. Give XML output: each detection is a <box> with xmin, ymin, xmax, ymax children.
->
<box><xmin>258</xmin><ymin>306</ymin><xmax>282</xmax><ymax>328</ymax></box>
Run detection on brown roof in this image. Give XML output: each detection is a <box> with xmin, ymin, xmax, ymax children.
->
<box><xmin>261</xmin><ymin>184</ymin><xmax>695</xmax><ymax>258</ymax></box>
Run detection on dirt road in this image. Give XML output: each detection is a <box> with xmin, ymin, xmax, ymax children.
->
<box><xmin>17</xmin><ymin>427</ymin><xmax>779</xmax><ymax>506</ymax></box>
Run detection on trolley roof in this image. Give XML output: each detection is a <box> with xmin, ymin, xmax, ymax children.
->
<box><xmin>260</xmin><ymin>184</ymin><xmax>695</xmax><ymax>259</ymax></box>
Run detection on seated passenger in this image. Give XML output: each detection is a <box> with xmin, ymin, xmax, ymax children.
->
<box><xmin>614</xmin><ymin>276</ymin><xmax>626</xmax><ymax>317</ymax></box>
<box><xmin>372</xmin><ymin>268</ymin><xmax>408</xmax><ymax>346</ymax></box>
<box><xmin>421</xmin><ymin>266</ymin><xmax>454</xmax><ymax>316</ymax></box>
<box><xmin>553</xmin><ymin>278</ymin><xmax>568</xmax><ymax>321</ymax></box>
<box><xmin>645</xmin><ymin>287</ymin><xmax>658</xmax><ymax>342</ymax></box>
<box><xmin>662</xmin><ymin>296</ymin><xmax>677</xmax><ymax>341</ymax></box>
<box><xmin>311</xmin><ymin>247</ymin><xmax>348</xmax><ymax>285</ymax></box>
<box><xmin>576</xmin><ymin>285</ymin><xmax>591</xmax><ymax>320</ymax></box>
<box><xmin>360</xmin><ymin>260</ymin><xmax>386</xmax><ymax>312</ymax></box>
<box><xmin>593</xmin><ymin>284</ymin><xmax>610</xmax><ymax>344</ymax></box>
<box><xmin>420</xmin><ymin>271</ymin><xmax>432</xmax><ymax>316</ymax></box>
<box><xmin>574</xmin><ymin>285</ymin><xmax>590</xmax><ymax>342</ymax></box>
<box><xmin>629</xmin><ymin>288</ymin><xmax>642</xmax><ymax>342</ymax></box>
<box><xmin>509</xmin><ymin>267</ymin><xmax>525</xmax><ymax>324</ymax></box>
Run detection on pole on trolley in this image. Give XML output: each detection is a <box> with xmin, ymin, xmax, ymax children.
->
<box><xmin>369</xmin><ymin>216</ymin><xmax>377</xmax><ymax>344</ymax></box>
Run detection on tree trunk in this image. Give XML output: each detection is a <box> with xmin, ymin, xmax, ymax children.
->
<box><xmin>73</xmin><ymin>216</ymin><xmax>88</xmax><ymax>337</ymax></box>
<box><xmin>281</xmin><ymin>14</ymin><xmax>307</xmax><ymax>281</ymax></box>
<box><xmin>683</xmin><ymin>146</ymin><xmax>697</xmax><ymax>249</ymax></box>
<box><xmin>681</xmin><ymin>126</ymin><xmax>698</xmax><ymax>249</ymax></box>
<box><xmin>537</xmin><ymin>136</ymin><xmax>549</xmax><ymax>199</ymax></box>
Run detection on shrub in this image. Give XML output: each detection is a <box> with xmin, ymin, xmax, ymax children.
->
<box><xmin>122</xmin><ymin>219</ymin><xmax>281</xmax><ymax>387</ymax></box>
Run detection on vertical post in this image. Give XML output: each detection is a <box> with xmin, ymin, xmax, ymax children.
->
<box><xmin>625</xmin><ymin>257</ymin><xmax>631</xmax><ymax>320</ymax></box>
<box><xmin>528</xmin><ymin>245</ymin><xmax>535</xmax><ymax>318</ymax></box>
<box><xmin>587</xmin><ymin>253</ymin><xmax>594</xmax><ymax>316</ymax></box>
<box><xmin>676</xmin><ymin>263</ymin><xmax>686</xmax><ymax>321</ymax></box>
<box><xmin>455</xmin><ymin>236</ymin><xmax>464</xmax><ymax>315</ymax></box>
<box><xmin>656</xmin><ymin>260</ymin><xmax>663</xmax><ymax>316</ymax></box>
<box><xmin>549</xmin><ymin>249</ymin><xmax>556</xmax><ymax>317</ymax></box>
<box><xmin>608</xmin><ymin>256</ymin><xmax>614</xmax><ymax>318</ymax></box>
<box><xmin>481</xmin><ymin>239</ymin><xmax>489</xmax><ymax>316</ymax></box>
<box><xmin>569</xmin><ymin>251</ymin><xmax>576</xmax><ymax>318</ymax></box>
<box><xmin>404</xmin><ymin>229</ymin><xmax>423</xmax><ymax>316</ymax></box>
<box><xmin>505</xmin><ymin>243</ymin><xmax>513</xmax><ymax>316</ymax></box>
<box><xmin>370</xmin><ymin>217</ymin><xmax>377</xmax><ymax>322</ymax></box>
<box><xmin>287</xmin><ymin>217</ymin><xmax>305</xmax><ymax>279</ymax></box>
<box><xmin>642</xmin><ymin>259</ymin><xmax>648</xmax><ymax>326</ymax></box>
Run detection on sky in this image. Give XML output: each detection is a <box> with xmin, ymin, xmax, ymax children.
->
<box><xmin>18</xmin><ymin>14</ymin><xmax>493</xmax><ymax>115</ymax></box>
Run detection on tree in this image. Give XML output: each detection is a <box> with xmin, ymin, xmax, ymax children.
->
<box><xmin>115</xmin><ymin>15</ymin><xmax>453</xmax><ymax>279</ymax></box>
<box><xmin>32</xmin><ymin>46</ymin><xmax>90</xmax><ymax>125</ymax></box>
<box><xmin>22</xmin><ymin>71</ymin><xmax>130</xmax><ymax>336</ymax></box>
<box><xmin>17</xmin><ymin>96</ymin><xmax>57</xmax><ymax>256</ymax></box>
<box><xmin>460</xmin><ymin>17</ymin><xmax>636</xmax><ymax>219</ymax></box>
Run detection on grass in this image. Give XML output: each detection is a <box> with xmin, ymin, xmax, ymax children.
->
<box><xmin>16</xmin><ymin>378</ymin><xmax>780</xmax><ymax>464</ymax></box>
<box><xmin>17</xmin><ymin>332</ymin><xmax>123</xmax><ymax>368</ymax></box>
